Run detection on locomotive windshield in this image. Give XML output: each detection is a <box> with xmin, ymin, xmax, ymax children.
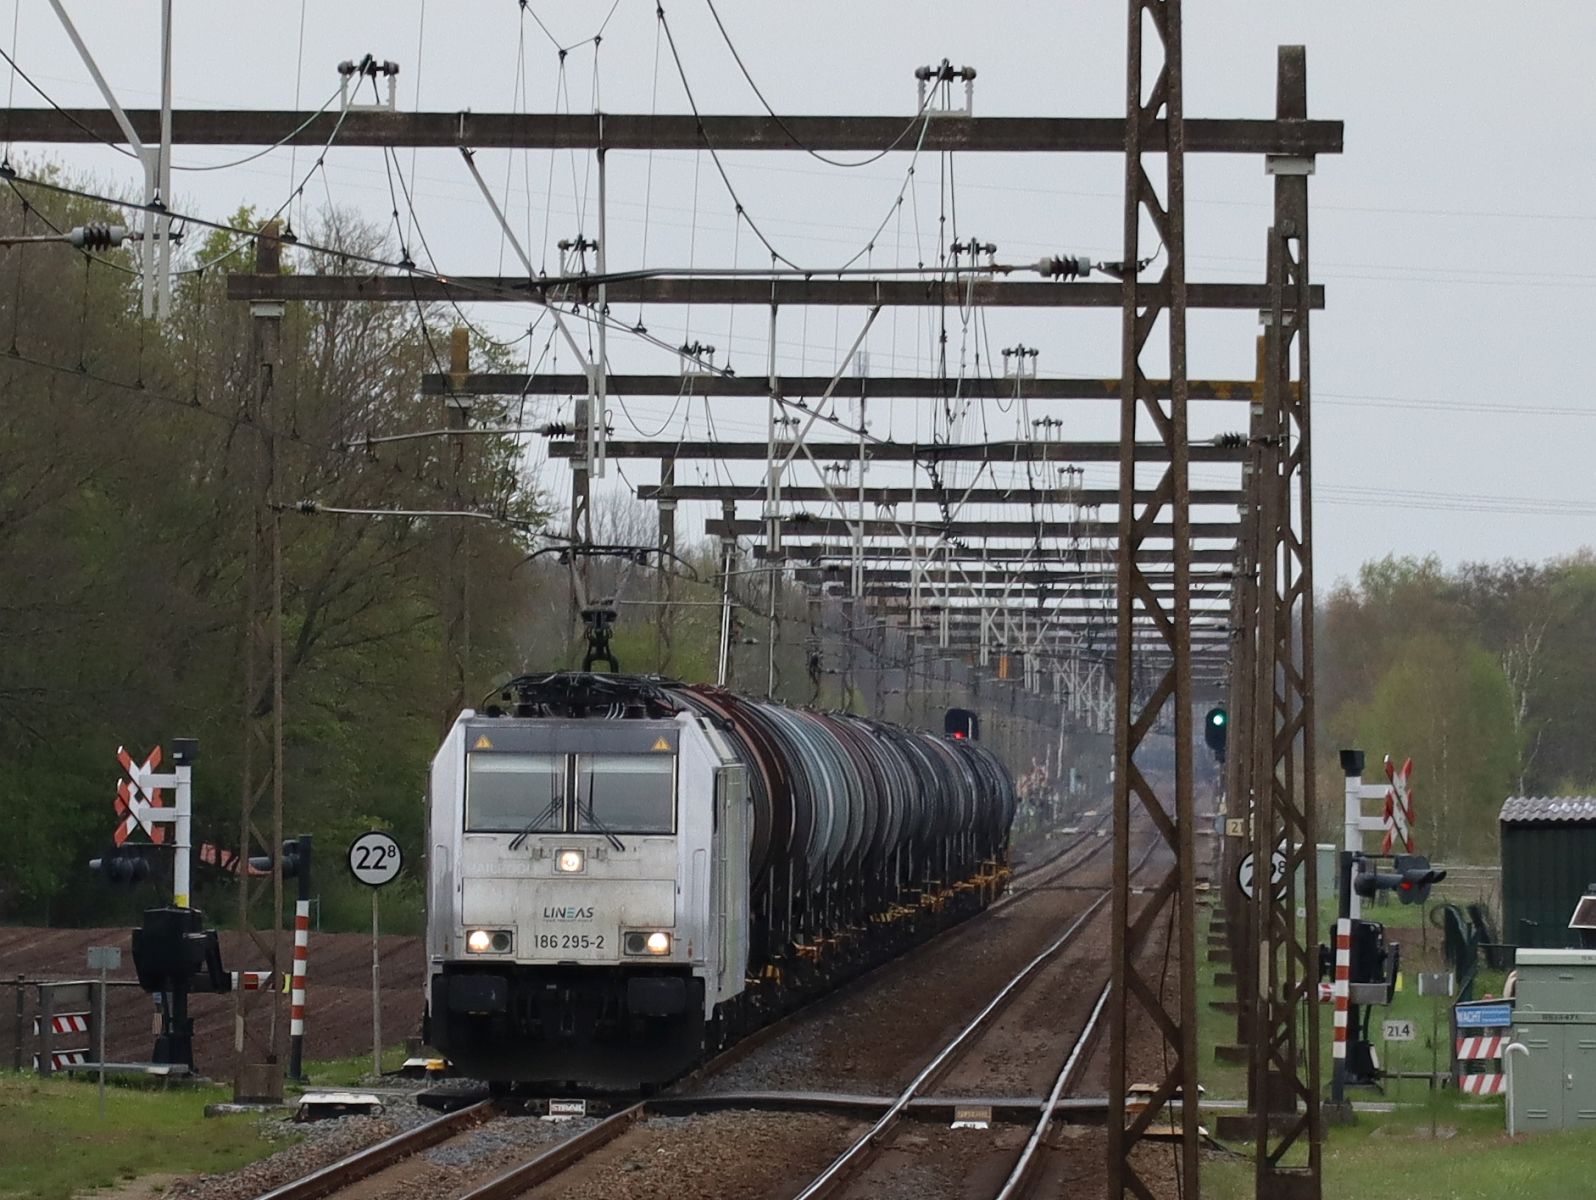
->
<box><xmin>464</xmin><ymin>750</ymin><xmax>675</xmax><ymax>835</ymax></box>
<box><xmin>575</xmin><ymin>754</ymin><xmax>676</xmax><ymax>834</ymax></box>
<box><xmin>466</xmin><ymin>752</ymin><xmax>564</xmax><ymax>832</ymax></box>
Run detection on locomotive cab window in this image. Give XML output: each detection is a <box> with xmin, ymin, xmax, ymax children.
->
<box><xmin>575</xmin><ymin>754</ymin><xmax>676</xmax><ymax>834</ymax></box>
<box><xmin>467</xmin><ymin>752</ymin><xmax>565</xmax><ymax>832</ymax></box>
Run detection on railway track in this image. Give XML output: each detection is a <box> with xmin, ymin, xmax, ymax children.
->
<box><xmin>666</xmin><ymin>805</ymin><xmax>1116</xmax><ymax>1092</ymax></box>
<box><xmin>994</xmin><ymin>981</ymin><xmax>1112</xmax><ymax>1199</ymax></box>
<box><xmin>787</xmin><ymin>835</ymin><xmax>1159</xmax><ymax>1200</ymax></box>
<box><xmin>252</xmin><ymin>809</ymin><xmax>1127</xmax><ymax>1200</ymax></box>
<box><xmin>254</xmin><ymin>1100</ymin><xmax>500</xmax><ymax>1200</ymax></box>
<box><xmin>446</xmin><ymin>829</ymin><xmax>1156</xmax><ymax>1200</ymax></box>
<box><xmin>791</xmin><ymin>894</ymin><xmax>1113</xmax><ymax>1198</ymax></box>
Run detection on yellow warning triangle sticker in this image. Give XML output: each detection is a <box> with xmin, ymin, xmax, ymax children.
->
<box><xmin>473</xmin><ymin>734</ymin><xmax>493</xmax><ymax>750</ymax></box>
<box><xmin>651</xmin><ymin>736</ymin><xmax>671</xmax><ymax>752</ymax></box>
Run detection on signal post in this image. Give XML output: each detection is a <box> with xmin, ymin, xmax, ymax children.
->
<box><xmin>1329</xmin><ymin>749</ymin><xmax>1445</xmax><ymax>1113</ymax></box>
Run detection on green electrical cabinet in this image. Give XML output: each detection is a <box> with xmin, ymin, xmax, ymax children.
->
<box><xmin>1509</xmin><ymin>949</ymin><xmax>1596</xmax><ymax>1132</ymax></box>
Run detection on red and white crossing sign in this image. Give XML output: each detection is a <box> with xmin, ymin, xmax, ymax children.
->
<box><xmin>1381</xmin><ymin>755</ymin><xmax>1414</xmax><ymax>854</ymax></box>
<box><xmin>114</xmin><ymin>746</ymin><xmax>167</xmax><ymax>846</ymax></box>
<box><xmin>109</xmin><ymin>740</ymin><xmax>196</xmax><ymax>908</ymax></box>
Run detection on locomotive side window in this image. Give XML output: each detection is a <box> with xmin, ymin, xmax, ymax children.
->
<box><xmin>467</xmin><ymin>753</ymin><xmax>566</xmax><ymax>832</ymax></box>
<box><xmin>575</xmin><ymin>754</ymin><xmax>676</xmax><ymax>834</ymax></box>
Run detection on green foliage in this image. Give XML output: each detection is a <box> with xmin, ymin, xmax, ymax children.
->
<box><xmin>1356</xmin><ymin>633</ymin><xmax>1518</xmax><ymax>861</ymax></box>
<box><xmin>1320</xmin><ymin>552</ymin><xmax>1596</xmax><ymax>861</ymax></box>
<box><xmin>0</xmin><ymin>173</ymin><xmax>549</xmax><ymax>928</ymax></box>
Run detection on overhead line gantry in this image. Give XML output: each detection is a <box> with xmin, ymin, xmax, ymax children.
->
<box><xmin>3</xmin><ymin>13</ymin><xmax>1339</xmax><ymax>1191</ymax></box>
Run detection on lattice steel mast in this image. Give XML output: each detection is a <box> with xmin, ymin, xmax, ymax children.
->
<box><xmin>1108</xmin><ymin>1</ymin><xmax>1201</xmax><ymax>1194</ymax></box>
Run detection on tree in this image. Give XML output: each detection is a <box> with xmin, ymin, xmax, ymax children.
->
<box><xmin>0</xmin><ymin>179</ymin><xmax>547</xmax><ymax>923</ymax></box>
<box><xmin>1355</xmin><ymin>632</ymin><xmax>1518</xmax><ymax>863</ymax></box>
<box><xmin>1526</xmin><ymin>554</ymin><xmax>1596</xmax><ymax>793</ymax></box>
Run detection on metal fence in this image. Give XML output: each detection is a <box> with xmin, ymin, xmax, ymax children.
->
<box><xmin>3</xmin><ymin>975</ymin><xmax>142</xmax><ymax>1075</ymax></box>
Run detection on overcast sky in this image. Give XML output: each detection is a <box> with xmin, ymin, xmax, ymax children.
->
<box><xmin>7</xmin><ymin>1</ymin><xmax>1595</xmax><ymax>588</ymax></box>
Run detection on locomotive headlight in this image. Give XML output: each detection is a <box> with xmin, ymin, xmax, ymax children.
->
<box><xmin>555</xmin><ymin>848</ymin><xmax>586</xmax><ymax>874</ymax></box>
<box><xmin>623</xmin><ymin>930</ymin><xmax>673</xmax><ymax>956</ymax></box>
<box><xmin>466</xmin><ymin>929</ymin><xmax>512</xmax><ymax>954</ymax></box>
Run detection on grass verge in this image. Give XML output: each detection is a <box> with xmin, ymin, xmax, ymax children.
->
<box><xmin>0</xmin><ymin>1072</ymin><xmax>283</xmax><ymax>1200</ymax></box>
<box><xmin>1196</xmin><ymin>887</ymin><xmax>1561</xmax><ymax>1197</ymax></box>
<box><xmin>1204</xmin><ymin>1096</ymin><xmax>1596</xmax><ymax>1199</ymax></box>
<box><xmin>290</xmin><ymin>1044</ymin><xmax>411</xmax><ymax>1091</ymax></box>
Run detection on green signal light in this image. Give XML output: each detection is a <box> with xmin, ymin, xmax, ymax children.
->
<box><xmin>1210</xmin><ymin>711</ymin><xmax>1226</xmax><ymax>726</ymax></box>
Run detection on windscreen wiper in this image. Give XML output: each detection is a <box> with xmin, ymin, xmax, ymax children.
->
<box><xmin>509</xmin><ymin>793</ymin><xmax>562</xmax><ymax>851</ymax></box>
<box><xmin>578</xmin><ymin>772</ymin><xmax>626</xmax><ymax>852</ymax></box>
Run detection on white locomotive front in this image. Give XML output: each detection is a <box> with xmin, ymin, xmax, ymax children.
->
<box><xmin>424</xmin><ymin>703</ymin><xmax>750</xmax><ymax>1087</ymax></box>
<box><xmin>423</xmin><ymin>672</ymin><xmax>1019</xmax><ymax>1091</ymax></box>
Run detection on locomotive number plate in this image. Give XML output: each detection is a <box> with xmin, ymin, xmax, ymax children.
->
<box><xmin>531</xmin><ymin>932</ymin><xmax>606</xmax><ymax>952</ymax></box>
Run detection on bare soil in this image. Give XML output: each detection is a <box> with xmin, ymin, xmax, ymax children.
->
<box><xmin>0</xmin><ymin>926</ymin><xmax>424</xmax><ymax>1076</ymax></box>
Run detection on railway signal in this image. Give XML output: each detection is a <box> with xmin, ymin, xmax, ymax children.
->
<box><xmin>1354</xmin><ymin>853</ymin><xmax>1446</xmax><ymax>906</ymax></box>
<box><xmin>944</xmin><ymin>707</ymin><xmax>980</xmax><ymax>741</ymax></box>
<box><xmin>1331</xmin><ymin>750</ymin><xmax>1445</xmax><ymax>1109</ymax></box>
<box><xmin>88</xmin><ymin>845</ymin><xmax>153</xmax><ymax>887</ymax></box>
<box><xmin>248</xmin><ymin>836</ymin><xmax>313</xmax><ymax>879</ymax></box>
<box><xmin>1203</xmin><ymin>706</ymin><xmax>1228</xmax><ymax>762</ymax></box>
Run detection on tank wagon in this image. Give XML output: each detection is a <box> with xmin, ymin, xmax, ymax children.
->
<box><xmin>424</xmin><ymin>672</ymin><xmax>1018</xmax><ymax>1088</ymax></box>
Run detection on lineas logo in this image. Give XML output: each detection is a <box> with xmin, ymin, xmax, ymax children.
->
<box><xmin>543</xmin><ymin>905</ymin><xmax>596</xmax><ymax>920</ymax></box>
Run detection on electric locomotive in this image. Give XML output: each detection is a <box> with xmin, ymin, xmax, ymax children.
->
<box><xmin>423</xmin><ymin>672</ymin><xmax>1016</xmax><ymax>1089</ymax></box>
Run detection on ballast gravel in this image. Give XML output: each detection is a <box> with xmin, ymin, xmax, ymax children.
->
<box><xmin>165</xmin><ymin>1105</ymin><xmax>431</xmax><ymax>1200</ymax></box>
<box><xmin>419</xmin><ymin>1113</ymin><xmax>599</xmax><ymax>1166</ymax></box>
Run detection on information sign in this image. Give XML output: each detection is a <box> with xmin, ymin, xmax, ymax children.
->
<box><xmin>347</xmin><ymin>831</ymin><xmax>402</xmax><ymax>888</ymax></box>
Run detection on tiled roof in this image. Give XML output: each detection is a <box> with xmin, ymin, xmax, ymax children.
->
<box><xmin>1499</xmin><ymin>796</ymin><xmax>1596</xmax><ymax>824</ymax></box>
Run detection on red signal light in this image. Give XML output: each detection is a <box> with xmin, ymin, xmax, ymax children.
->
<box><xmin>952</xmin><ymin>730</ymin><xmax>966</xmax><ymax>740</ymax></box>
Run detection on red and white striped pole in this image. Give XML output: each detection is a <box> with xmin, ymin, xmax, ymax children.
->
<box><xmin>1330</xmin><ymin>917</ymin><xmax>1352</xmax><ymax>1104</ymax></box>
<box><xmin>287</xmin><ymin>835</ymin><xmax>313</xmax><ymax>1081</ymax></box>
<box><xmin>288</xmin><ymin>900</ymin><xmax>310</xmax><ymax>1078</ymax></box>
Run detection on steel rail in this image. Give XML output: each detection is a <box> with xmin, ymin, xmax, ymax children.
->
<box><xmin>453</xmin><ymin>1103</ymin><xmax>646</xmax><ymax>1200</ymax></box>
<box><xmin>791</xmin><ymin>831</ymin><xmax>1159</xmax><ymax>1200</ymax></box>
<box><xmin>672</xmin><ymin>807</ymin><xmax>1116</xmax><ymax>1093</ymax></box>
<box><xmin>995</xmin><ymin>981</ymin><xmax>1113</xmax><ymax>1200</ymax></box>
<box><xmin>253</xmin><ymin>1099</ymin><xmax>498</xmax><ymax>1200</ymax></box>
<box><xmin>791</xmin><ymin>896</ymin><xmax>1112</xmax><ymax>1199</ymax></box>
<box><xmin>255</xmin><ymin>814</ymin><xmax>1115</xmax><ymax>1200</ymax></box>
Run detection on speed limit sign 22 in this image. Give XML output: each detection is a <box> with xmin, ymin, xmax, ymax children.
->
<box><xmin>348</xmin><ymin>831</ymin><xmax>403</xmax><ymax>888</ymax></box>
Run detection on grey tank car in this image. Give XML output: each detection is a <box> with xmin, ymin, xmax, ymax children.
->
<box><xmin>423</xmin><ymin>672</ymin><xmax>1018</xmax><ymax>1089</ymax></box>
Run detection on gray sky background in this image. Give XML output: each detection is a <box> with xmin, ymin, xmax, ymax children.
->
<box><xmin>7</xmin><ymin>1</ymin><xmax>1596</xmax><ymax>588</ymax></box>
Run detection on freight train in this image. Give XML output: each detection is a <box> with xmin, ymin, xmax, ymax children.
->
<box><xmin>422</xmin><ymin>672</ymin><xmax>1018</xmax><ymax>1089</ymax></box>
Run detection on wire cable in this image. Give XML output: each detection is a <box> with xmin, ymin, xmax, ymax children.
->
<box><xmin>703</xmin><ymin>0</ymin><xmax>931</xmax><ymax>168</ymax></box>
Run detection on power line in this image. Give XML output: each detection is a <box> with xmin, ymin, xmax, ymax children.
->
<box><xmin>703</xmin><ymin>0</ymin><xmax>931</xmax><ymax>169</ymax></box>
